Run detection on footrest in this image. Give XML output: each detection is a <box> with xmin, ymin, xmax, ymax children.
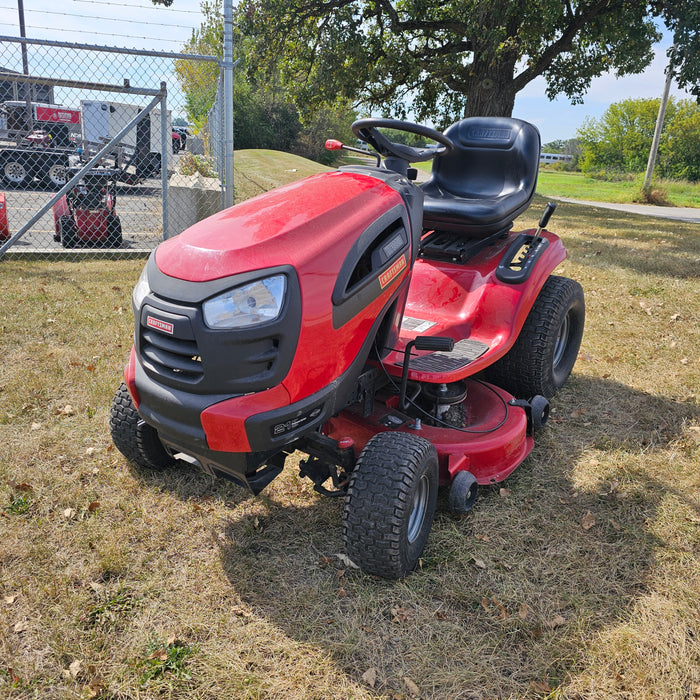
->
<box><xmin>398</xmin><ymin>338</ymin><xmax>489</xmax><ymax>373</ymax></box>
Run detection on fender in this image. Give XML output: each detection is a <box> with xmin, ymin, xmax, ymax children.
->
<box><xmin>382</xmin><ymin>228</ymin><xmax>567</xmax><ymax>383</ymax></box>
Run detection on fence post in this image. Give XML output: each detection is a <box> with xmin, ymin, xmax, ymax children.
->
<box><xmin>160</xmin><ymin>81</ymin><xmax>169</xmax><ymax>239</ymax></box>
<box><xmin>223</xmin><ymin>0</ymin><xmax>235</xmax><ymax>208</ymax></box>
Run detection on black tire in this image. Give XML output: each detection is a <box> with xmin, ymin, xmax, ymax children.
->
<box><xmin>59</xmin><ymin>215</ymin><xmax>78</xmax><ymax>248</ymax></box>
<box><xmin>109</xmin><ymin>382</ymin><xmax>175</xmax><ymax>471</ymax></box>
<box><xmin>448</xmin><ymin>470</ymin><xmax>478</xmax><ymax>515</ymax></box>
<box><xmin>343</xmin><ymin>432</ymin><xmax>438</xmax><ymax>579</ymax></box>
<box><xmin>530</xmin><ymin>395</ymin><xmax>550</xmax><ymax>430</ymax></box>
<box><xmin>485</xmin><ymin>275</ymin><xmax>585</xmax><ymax>399</ymax></box>
<box><xmin>44</xmin><ymin>163</ymin><xmax>68</xmax><ymax>188</ymax></box>
<box><xmin>106</xmin><ymin>214</ymin><xmax>123</xmax><ymax>248</ymax></box>
<box><xmin>2</xmin><ymin>159</ymin><xmax>29</xmax><ymax>188</ymax></box>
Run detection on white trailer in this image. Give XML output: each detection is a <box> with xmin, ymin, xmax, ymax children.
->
<box><xmin>80</xmin><ymin>100</ymin><xmax>172</xmax><ymax>176</ymax></box>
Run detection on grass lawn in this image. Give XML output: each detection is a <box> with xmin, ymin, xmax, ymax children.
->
<box><xmin>537</xmin><ymin>169</ymin><xmax>700</xmax><ymax>208</ymax></box>
<box><xmin>1</xmin><ymin>166</ymin><xmax>699</xmax><ymax>698</ymax></box>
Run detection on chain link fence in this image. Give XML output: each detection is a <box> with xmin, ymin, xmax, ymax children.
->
<box><xmin>0</xmin><ymin>36</ymin><xmax>229</xmax><ymax>260</ymax></box>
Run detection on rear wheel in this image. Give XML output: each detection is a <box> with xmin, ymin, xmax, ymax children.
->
<box><xmin>485</xmin><ymin>275</ymin><xmax>585</xmax><ymax>398</ymax></box>
<box><xmin>59</xmin><ymin>215</ymin><xmax>78</xmax><ymax>248</ymax></box>
<box><xmin>343</xmin><ymin>432</ymin><xmax>438</xmax><ymax>579</ymax></box>
<box><xmin>106</xmin><ymin>214</ymin><xmax>123</xmax><ymax>248</ymax></box>
<box><xmin>44</xmin><ymin>163</ymin><xmax>68</xmax><ymax>188</ymax></box>
<box><xmin>109</xmin><ymin>382</ymin><xmax>175</xmax><ymax>471</ymax></box>
<box><xmin>2</xmin><ymin>159</ymin><xmax>29</xmax><ymax>188</ymax></box>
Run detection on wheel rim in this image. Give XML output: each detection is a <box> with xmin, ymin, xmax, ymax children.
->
<box><xmin>5</xmin><ymin>162</ymin><xmax>26</xmax><ymax>183</ymax></box>
<box><xmin>48</xmin><ymin>165</ymin><xmax>67</xmax><ymax>186</ymax></box>
<box><xmin>552</xmin><ymin>312</ymin><xmax>571</xmax><ymax>369</ymax></box>
<box><xmin>407</xmin><ymin>474</ymin><xmax>430</xmax><ymax>544</ymax></box>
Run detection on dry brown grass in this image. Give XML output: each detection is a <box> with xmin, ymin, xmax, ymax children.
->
<box><xmin>1</xmin><ymin>196</ymin><xmax>699</xmax><ymax>699</ymax></box>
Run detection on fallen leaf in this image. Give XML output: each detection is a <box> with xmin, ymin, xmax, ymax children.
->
<box><xmin>497</xmin><ymin>560</ymin><xmax>513</xmax><ymax>571</ymax></box>
<box><xmin>337</xmin><ymin>587</ymin><xmax>347</xmax><ymax>598</ymax></box>
<box><xmin>609</xmin><ymin>519</ymin><xmax>621</xmax><ymax>531</ymax></box>
<box><xmin>404</xmin><ymin>676</ymin><xmax>421</xmax><ymax>697</ymax></box>
<box><xmin>530</xmin><ymin>680</ymin><xmax>552</xmax><ymax>693</ymax></box>
<box><xmin>87</xmin><ymin>502</ymin><xmax>100</xmax><ymax>512</ymax></box>
<box><xmin>581</xmin><ymin>511</ymin><xmax>596</xmax><ymax>530</ymax></box>
<box><xmin>148</xmin><ymin>649</ymin><xmax>168</xmax><ymax>662</ymax></box>
<box><xmin>480</xmin><ymin>597</ymin><xmax>491</xmax><ymax>612</ymax></box>
<box><xmin>546</xmin><ymin>614</ymin><xmax>566</xmax><ymax>629</ymax></box>
<box><xmin>4</xmin><ymin>594</ymin><xmax>18</xmax><ymax>605</ymax></box>
<box><xmin>31</xmin><ymin>422</ymin><xmax>42</xmax><ymax>431</ymax></box>
<box><xmin>336</xmin><ymin>569</ymin><xmax>346</xmax><ymax>579</ymax></box>
<box><xmin>518</xmin><ymin>603</ymin><xmax>530</xmax><ymax>620</ymax></box>
<box><xmin>86</xmin><ymin>365</ymin><xmax>96</xmax><ymax>372</ymax></box>
<box><xmin>391</xmin><ymin>606</ymin><xmax>413</xmax><ymax>622</ymax></box>
<box><xmin>62</xmin><ymin>507</ymin><xmax>76</xmax><ymax>519</ymax></box>
<box><xmin>319</xmin><ymin>556</ymin><xmax>333</xmax><ymax>565</ymax></box>
<box><xmin>334</xmin><ymin>553</ymin><xmax>360</xmax><ymax>569</ymax></box>
<box><xmin>499</xmin><ymin>488</ymin><xmax>512</xmax><ymax>497</ymax></box>
<box><xmin>473</xmin><ymin>557</ymin><xmax>487</xmax><ymax>569</ymax></box>
<box><xmin>68</xmin><ymin>660</ymin><xmax>82</xmax><ymax>679</ymax></box>
<box><xmin>13</xmin><ymin>620</ymin><xmax>28</xmax><ymax>633</ymax></box>
<box><xmin>14</xmin><ymin>483</ymin><xmax>32</xmax><ymax>492</ymax></box>
<box><xmin>474</xmin><ymin>533</ymin><xmax>491</xmax><ymax>542</ymax></box>
<box><xmin>492</xmin><ymin>598</ymin><xmax>509</xmax><ymax>619</ymax></box>
<box><xmin>362</xmin><ymin>667</ymin><xmax>378</xmax><ymax>688</ymax></box>
<box><xmin>85</xmin><ymin>681</ymin><xmax>106</xmax><ymax>698</ymax></box>
<box><xmin>62</xmin><ymin>405</ymin><xmax>76</xmax><ymax>416</ymax></box>
<box><xmin>433</xmin><ymin>610</ymin><xmax>448</xmax><ymax>620</ymax></box>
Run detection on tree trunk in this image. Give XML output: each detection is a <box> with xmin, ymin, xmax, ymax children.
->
<box><xmin>462</xmin><ymin>59</ymin><xmax>518</xmax><ymax>118</ymax></box>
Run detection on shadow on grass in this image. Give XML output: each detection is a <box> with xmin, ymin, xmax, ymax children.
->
<box><xmin>154</xmin><ymin>373</ymin><xmax>698</xmax><ymax>697</ymax></box>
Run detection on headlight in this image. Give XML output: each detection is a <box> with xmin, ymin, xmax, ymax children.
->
<box><xmin>132</xmin><ymin>265</ymin><xmax>150</xmax><ymax>309</ymax></box>
<box><xmin>203</xmin><ymin>274</ymin><xmax>286</xmax><ymax>329</ymax></box>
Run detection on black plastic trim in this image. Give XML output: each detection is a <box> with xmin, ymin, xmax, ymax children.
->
<box><xmin>495</xmin><ymin>233</ymin><xmax>550</xmax><ymax>284</ymax></box>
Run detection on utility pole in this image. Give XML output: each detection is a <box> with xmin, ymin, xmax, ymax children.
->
<box><xmin>17</xmin><ymin>0</ymin><xmax>34</xmax><ymax>134</ymax></box>
<box><xmin>643</xmin><ymin>50</ymin><xmax>674</xmax><ymax>193</ymax></box>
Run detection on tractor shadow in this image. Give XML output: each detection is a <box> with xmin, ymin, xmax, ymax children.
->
<box><xmin>208</xmin><ymin>374</ymin><xmax>699</xmax><ymax>696</ymax></box>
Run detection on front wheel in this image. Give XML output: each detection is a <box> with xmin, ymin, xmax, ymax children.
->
<box><xmin>109</xmin><ymin>382</ymin><xmax>175</xmax><ymax>471</ymax></box>
<box><xmin>343</xmin><ymin>432</ymin><xmax>438</xmax><ymax>579</ymax></box>
<box><xmin>485</xmin><ymin>275</ymin><xmax>585</xmax><ymax>398</ymax></box>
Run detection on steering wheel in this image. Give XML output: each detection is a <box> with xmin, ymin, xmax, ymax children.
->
<box><xmin>351</xmin><ymin>118</ymin><xmax>454</xmax><ymax>163</ymax></box>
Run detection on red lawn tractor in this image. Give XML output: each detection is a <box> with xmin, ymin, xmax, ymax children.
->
<box><xmin>110</xmin><ymin>117</ymin><xmax>585</xmax><ymax>578</ymax></box>
<box><xmin>53</xmin><ymin>167</ymin><xmax>122</xmax><ymax>248</ymax></box>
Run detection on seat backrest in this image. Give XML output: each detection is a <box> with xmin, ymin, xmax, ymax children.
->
<box><xmin>431</xmin><ymin>117</ymin><xmax>540</xmax><ymax>200</ymax></box>
<box><xmin>420</xmin><ymin>117</ymin><xmax>541</xmax><ymax>237</ymax></box>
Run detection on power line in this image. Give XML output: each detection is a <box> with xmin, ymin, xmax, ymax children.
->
<box><xmin>71</xmin><ymin>0</ymin><xmax>203</xmax><ymax>14</ymax></box>
<box><xmin>19</xmin><ymin>24</ymin><xmax>190</xmax><ymax>45</ymax></box>
<box><xmin>0</xmin><ymin>5</ymin><xmax>196</xmax><ymax>30</ymax></box>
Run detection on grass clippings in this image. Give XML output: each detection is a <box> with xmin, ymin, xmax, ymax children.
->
<box><xmin>1</xmin><ymin>196</ymin><xmax>699</xmax><ymax>699</ymax></box>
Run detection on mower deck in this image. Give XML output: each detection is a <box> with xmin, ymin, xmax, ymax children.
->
<box><xmin>324</xmin><ymin>379</ymin><xmax>533</xmax><ymax>487</ymax></box>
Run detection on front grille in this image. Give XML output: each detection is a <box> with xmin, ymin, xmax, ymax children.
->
<box><xmin>140</xmin><ymin>327</ymin><xmax>203</xmax><ymax>383</ymax></box>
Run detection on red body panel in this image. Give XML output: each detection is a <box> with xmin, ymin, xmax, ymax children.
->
<box><xmin>384</xmin><ymin>230</ymin><xmax>566</xmax><ymax>383</ymax></box>
<box><xmin>156</xmin><ymin>171</ymin><xmax>412</xmax><ymax>404</ymax></box>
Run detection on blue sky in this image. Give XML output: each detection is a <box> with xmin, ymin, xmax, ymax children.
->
<box><xmin>0</xmin><ymin>1</ymin><xmax>693</xmax><ymax>143</ymax></box>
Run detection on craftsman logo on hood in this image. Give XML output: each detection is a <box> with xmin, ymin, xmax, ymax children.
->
<box><xmin>147</xmin><ymin>316</ymin><xmax>174</xmax><ymax>335</ymax></box>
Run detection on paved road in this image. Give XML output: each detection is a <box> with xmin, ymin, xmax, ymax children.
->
<box><xmin>549</xmin><ymin>196</ymin><xmax>700</xmax><ymax>224</ymax></box>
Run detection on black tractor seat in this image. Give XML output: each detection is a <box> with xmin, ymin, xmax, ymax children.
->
<box><xmin>421</xmin><ymin>117</ymin><xmax>541</xmax><ymax>237</ymax></box>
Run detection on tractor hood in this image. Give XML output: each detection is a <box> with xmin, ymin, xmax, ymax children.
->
<box><xmin>155</xmin><ymin>171</ymin><xmax>404</xmax><ymax>282</ymax></box>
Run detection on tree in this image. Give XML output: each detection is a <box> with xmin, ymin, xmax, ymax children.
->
<box><xmin>576</xmin><ymin>97</ymin><xmax>700</xmax><ymax>182</ymax></box>
<box><xmin>237</xmin><ymin>0</ymin><xmax>699</xmax><ymax>125</ymax></box>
